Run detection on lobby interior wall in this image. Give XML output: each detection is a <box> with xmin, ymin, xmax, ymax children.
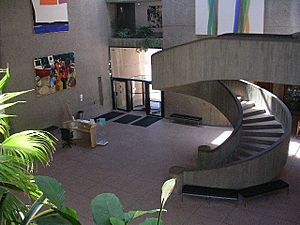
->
<box><xmin>0</xmin><ymin>0</ymin><xmax>112</xmax><ymax>131</ymax></box>
<box><xmin>162</xmin><ymin>0</ymin><xmax>300</xmax><ymax>126</ymax></box>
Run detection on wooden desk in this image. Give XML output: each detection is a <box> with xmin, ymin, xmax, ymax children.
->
<box><xmin>63</xmin><ymin>120</ymin><xmax>97</xmax><ymax>148</ymax></box>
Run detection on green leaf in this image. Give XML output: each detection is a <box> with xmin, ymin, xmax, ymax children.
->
<box><xmin>54</xmin><ymin>207</ymin><xmax>81</xmax><ymax>225</ymax></box>
<box><xmin>124</xmin><ymin>209</ymin><xmax>163</xmax><ymax>223</ymax></box>
<box><xmin>160</xmin><ymin>178</ymin><xmax>176</xmax><ymax>207</ymax></box>
<box><xmin>22</xmin><ymin>195</ymin><xmax>46</xmax><ymax>225</ymax></box>
<box><xmin>1</xmin><ymin>130</ymin><xmax>56</xmax><ymax>171</ymax></box>
<box><xmin>0</xmin><ymin>68</ymin><xmax>10</xmax><ymax>91</ymax></box>
<box><xmin>0</xmin><ymin>156</ymin><xmax>40</xmax><ymax>197</ymax></box>
<box><xmin>0</xmin><ymin>90</ymin><xmax>33</xmax><ymax>104</ymax></box>
<box><xmin>139</xmin><ymin>218</ymin><xmax>164</xmax><ymax>225</ymax></box>
<box><xmin>110</xmin><ymin>217</ymin><xmax>125</xmax><ymax>225</ymax></box>
<box><xmin>91</xmin><ymin>193</ymin><xmax>124</xmax><ymax>225</ymax></box>
<box><xmin>35</xmin><ymin>176</ymin><xmax>66</xmax><ymax>212</ymax></box>
<box><xmin>0</xmin><ymin>101</ymin><xmax>26</xmax><ymax>111</ymax></box>
<box><xmin>35</xmin><ymin>215</ymin><xmax>72</xmax><ymax>225</ymax></box>
<box><xmin>0</xmin><ymin>187</ymin><xmax>27</xmax><ymax>224</ymax></box>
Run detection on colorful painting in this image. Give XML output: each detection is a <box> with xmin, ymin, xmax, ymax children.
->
<box><xmin>34</xmin><ymin>52</ymin><xmax>76</xmax><ymax>96</ymax></box>
<box><xmin>147</xmin><ymin>5</ymin><xmax>162</xmax><ymax>28</ymax></box>
<box><xmin>195</xmin><ymin>0</ymin><xmax>264</xmax><ymax>35</ymax></box>
<box><xmin>31</xmin><ymin>0</ymin><xmax>69</xmax><ymax>34</ymax></box>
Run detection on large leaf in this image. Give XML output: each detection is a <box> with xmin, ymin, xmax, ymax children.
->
<box><xmin>0</xmin><ymin>118</ymin><xmax>10</xmax><ymax>140</ymax></box>
<box><xmin>139</xmin><ymin>218</ymin><xmax>164</xmax><ymax>225</ymax></box>
<box><xmin>0</xmin><ymin>90</ymin><xmax>33</xmax><ymax>104</ymax></box>
<box><xmin>35</xmin><ymin>215</ymin><xmax>72</xmax><ymax>225</ymax></box>
<box><xmin>33</xmin><ymin>207</ymin><xmax>81</xmax><ymax>225</ymax></box>
<box><xmin>34</xmin><ymin>208</ymin><xmax>81</xmax><ymax>225</ymax></box>
<box><xmin>35</xmin><ymin>176</ymin><xmax>66</xmax><ymax>212</ymax></box>
<box><xmin>0</xmin><ymin>186</ymin><xmax>27</xmax><ymax>225</ymax></box>
<box><xmin>54</xmin><ymin>207</ymin><xmax>81</xmax><ymax>225</ymax></box>
<box><xmin>0</xmin><ymin>68</ymin><xmax>10</xmax><ymax>91</ymax></box>
<box><xmin>0</xmin><ymin>101</ymin><xmax>26</xmax><ymax>111</ymax></box>
<box><xmin>110</xmin><ymin>217</ymin><xmax>125</xmax><ymax>225</ymax></box>
<box><xmin>22</xmin><ymin>195</ymin><xmax>46</xmax><ymax>225</ymax></box>
<box><xmin>91</xmin><ymin>193</ymin><xmax>124</xmax><ymax>225</ymax></box>
<box><xmin>0</xmin><ymin>155</ymin><xmax>40</xmax><ymax>197</ymax></box>
<box><xmin>124</xmin><ymin>209</ymin><xmax>163</xmax><ymax>223</ymax></box>
<box><xmin>160</xmin><ymin>178</ymin><xmax>176</xmax><ymax>207</ymax></box>
<box><xmin>1</xmin><ymin>130</ymin><xmax>56</xmax><ymax>171</ymax></box>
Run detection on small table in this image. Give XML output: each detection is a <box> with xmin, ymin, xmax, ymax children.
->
<box><xmin>63</xmin><ymin>120</ymin><xmax>97</xmax><ymax>148</ymax></box>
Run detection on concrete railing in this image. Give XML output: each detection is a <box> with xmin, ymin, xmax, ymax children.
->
<box><xmin>152</xmin><ymin>34</ymin><xmax>300</xmax><ymax>90</ymax></box>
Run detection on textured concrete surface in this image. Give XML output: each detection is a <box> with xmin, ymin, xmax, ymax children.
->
<box><xmin>36</xmin><ymin>116</ymin><xmax>300</xmax><ymax>225</ymax></box>
<box><xmin>0</xmin><ymin>0</ymin><xmax>112</xmax><ymax>131</ymax></box>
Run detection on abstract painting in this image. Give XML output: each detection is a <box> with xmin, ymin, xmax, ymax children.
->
<box><xmin>147</xmin><ymin>5</ymin><xmax>162</xmax><ymax>28</ymax></box>
<box><xmin>34</xmin><ymin>52</ymin><xmax>76</xmax><ymax>96</ymax></box>
<box><xmin>195</xmin><ymin>0</ymin><xmax>264</xmax><ymax>35</ymax></box>
<box><xmin>31</xmin><ymin>0</ymin><xmax>69</xmax><ymax>34</ymax></box>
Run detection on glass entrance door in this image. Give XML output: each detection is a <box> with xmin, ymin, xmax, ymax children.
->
<box><xmin>113</xmin><ymin>80</ymin><xmax>130</xmax><ymax>111</ymax></box>
<box><xmin>149</xmin><ymin>84</ymin><xmax>162</xmax><ymax>116</ymax></box>
<box><xmin>132</xmin><ymin>81</ymin><xmax>146</xmax><ymax>111</ymax></box>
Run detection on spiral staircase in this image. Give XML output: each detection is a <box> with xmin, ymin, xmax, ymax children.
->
<box><xmin>151</xmin><ymin>34</ymin><xmax>300</xmax><ymax>191</ymax></box>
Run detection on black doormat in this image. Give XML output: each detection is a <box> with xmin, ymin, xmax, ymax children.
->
<box><xmin>94</xmin><ymin>111</ymin><xmax>124</xmax><ymax>121</ymax></box>
<box><xmin>113</xmin><ymin>114</ymin><xmax>142</xmax><ymax>124</ymax></box>
<box><xmin>132</xmin><ymin>116</ymin><xmax>162</xmax><ymax>127</ymax></box>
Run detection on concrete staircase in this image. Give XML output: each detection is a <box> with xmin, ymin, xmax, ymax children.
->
<box><xmin>229</xmin><ymin>98</ymin><xmax>284</xmax><ymax>162</ymax></box>
<box><xmin>152</xmin><ymin>35</ymin><xmax>293</xmax><ymax>191</ymax></box>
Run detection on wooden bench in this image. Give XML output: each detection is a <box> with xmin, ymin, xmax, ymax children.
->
<box><xmin>239</xmin><ymin>180</ymin><xmax>289</xmax><ymax>204</ymax></box>
<box><xmin>182</xmin><ymin>185</ymin><xmax>239</xmax><ymax>201</ymax></box>
<box><xmin>170</xmin><ymin>113</ymin><xmax>202</xmax><ymax>125</ymax></box>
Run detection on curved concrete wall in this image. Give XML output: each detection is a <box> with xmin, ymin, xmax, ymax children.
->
<box><xmin>168</xmin><ymin>81</ymin><xmax>243</xmax><ymax>168</ymax></box>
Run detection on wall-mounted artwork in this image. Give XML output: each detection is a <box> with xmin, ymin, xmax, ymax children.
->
<box><xmin>34</xmin><ymin>52</ymin><xmax>76</xmax><ymax>96</ymax></box>
<box><xmin>31</xmin><ymin>0</ymin><xmax>69</xmax><ymax>34</ymax></box>
<box><xmin>147</xmin><ymin>5</ymin><xmax>162</xmax><ymax>28</ymax></box>
<box><xmin>195</xmin><ymin>0</ymin><xmax>264</xmax><ymax>35</ymax></box>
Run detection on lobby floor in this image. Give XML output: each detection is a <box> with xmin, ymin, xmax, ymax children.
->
<box><xmin>37</xmin><ymin>118</ymin><xmax>300</xmax><ymax>225</ymax></box>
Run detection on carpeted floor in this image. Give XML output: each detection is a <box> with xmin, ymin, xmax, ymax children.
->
<box><xmin>36</xmin><ymin>119</ymin><xmax>300</xmax><ymax>225</ymax></box>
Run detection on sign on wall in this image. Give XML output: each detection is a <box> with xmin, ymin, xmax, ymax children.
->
<box><xmin>31</xmin><ymin>0</ymin><xmax>69</xmax><ymax>34</ymax></box>
<box><xmin>195</xmin><ymin>0</ymin><xmax>264</xmax><ymax>35</ymax></box>
<box><xmin>34</xmin><ymin>52</ymin><xmax>76</xmax><ymax>96</ymax></box>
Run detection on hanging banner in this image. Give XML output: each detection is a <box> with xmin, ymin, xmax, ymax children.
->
<box><xmin>32</xmin><ymin>0</ymin><xmax>69</xmax><ymax>34</ymax></box>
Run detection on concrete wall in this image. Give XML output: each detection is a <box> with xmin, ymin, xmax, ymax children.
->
<box><xmin>161</xmin><ymin>0</ymin><xmax>300</xmax><ymax>125</ymax></box>
<box><xmin>0</xmin><ymin>0</ymin><xmax>112</xmax><ymax>131</ymax></box>
<box><xmin>110</xmin><ymin>47</ymin><xmax>160</xmax><ymax>78</ymax></box>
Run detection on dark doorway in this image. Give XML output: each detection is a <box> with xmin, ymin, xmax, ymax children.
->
<box><xmin>116</xmin><ymin>3</ymin><xmax>136</xmax><ymax>32</ymax></box>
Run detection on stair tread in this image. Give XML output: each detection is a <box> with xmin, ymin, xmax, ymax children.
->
<box><xmin>243</xmin><ymin>113</ymin><xmax>273</xmax><ymax>120</ymax></box>
<box><xmin>241</xmin><ymin>135</ymin><xmax>280</xmax><ymax>140</ymax></box>
<box><xmin>243</xmin><ymin>107</ymin><xmax>265</xmax><ymax>113</ymax></box>
<box><xmin>243</xmin><ymin>108</ymin><xmax>266</xmax><ymax>117</ymax></box>
<box><xmin>240</xmin><ymin>142</ymin><xmax>272</xmax><ymax>147</ymax></box>
<box><xmin>242</xmin><ymin>128</ymin><xmax>284</xmax><ymax>133</ymax></box>
<box><xmin>242</xmin><ymin>120</ymin><xmax>282</xmax><ymax>127</ymax></box>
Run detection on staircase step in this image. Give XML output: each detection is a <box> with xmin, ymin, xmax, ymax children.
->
<box><xmin>243</xmin><ymin>108</ymin><xmax>266</xmax><ymax>117</ymax></box>
<box><xmin>241</xmin><ymin>101</ymin><xmax>255</xmax><ymax>110</ymax></box>
<box><xmin>243</xmin><ymin>114</ymin><xmax>275</xmax><ymax>124</ymax></box>
<box><xmin>241</xmin><ymin>136</ymin><xmax>279</xmax><ymax>145</ymax></box>
<box><xmin>242</xmin><ymin>129</ymin><xmax>284</xmax><ymax>137</ymax></box>
<box><xmin>239</xmin><ymin>142</ymin><xmax>271</xmax><ymax>152</ymax></box>
<box><xmin>242</xmin><ymin>121</ymin><xmax>282</xmax><ymax>130</ymax></box>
